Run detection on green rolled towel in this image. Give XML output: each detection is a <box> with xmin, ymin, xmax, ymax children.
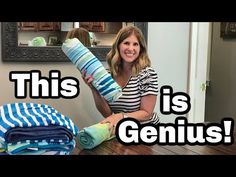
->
<box><xmin>28</xmin><ymin>37</ymin><xmax>47</xmax><ymax>46</ymax></box>
<box><xmin>0</xmin><ymin>139</ymin><xmax>6</xmax><ymax>153</ymax></box>
<box><xmin>77</xmin><ymin>123</ymin><xmax>115</xmax><ymax>149</ymax></box>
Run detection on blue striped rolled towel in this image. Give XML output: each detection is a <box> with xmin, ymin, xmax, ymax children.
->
<box><xmin>62</xmin><ymin>38</ymin><xmax>122</xmax><ymax>103</ymax></box>
<box><xmin>77</xmin><ymin>123</ymin><xmax>115</xmax><ymax>149</ymax></box>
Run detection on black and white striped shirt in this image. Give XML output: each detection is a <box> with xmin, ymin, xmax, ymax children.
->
<box><xmin>108</xmin><ymin>67</ymin><xmax>159</xmax><ymax>125</ymax></box>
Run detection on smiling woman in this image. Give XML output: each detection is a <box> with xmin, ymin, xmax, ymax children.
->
<box><xmin>1</xmin><ymin>22</ymin><xmax>147</xmax><ymax>62</ymax></box>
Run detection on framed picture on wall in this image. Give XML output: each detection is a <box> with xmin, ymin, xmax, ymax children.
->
<box><xmin>48</xmin><ymin>36</ymin><xmax>58</xmax><ymax>45</ymax></box>
<box><xmin>220</xmin><ymin>22</ymin><xmax>236</xmax><ymax>38</ymax></box>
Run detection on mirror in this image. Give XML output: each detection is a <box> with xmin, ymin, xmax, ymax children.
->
<box><xmin>1</xmin><ymin>22</ymin><xmax>147</xmax><ymax>62</ymax></box>
<box><xmin>18</xmin><ymin>22</ymin><xmax>125</xmax><ymax>47</ymax></box>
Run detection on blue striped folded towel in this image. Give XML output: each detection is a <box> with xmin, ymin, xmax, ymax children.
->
<box><xmin>0</xmin><ymin>102</ymin><xmax>79</xmax><ymax>155</ymax></box>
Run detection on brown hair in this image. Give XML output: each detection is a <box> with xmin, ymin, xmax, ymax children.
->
<box><xmin>66</xmin><ymin>27</ymin><xmax>91</xmax><ymax>47</ymax></box>
<box><xmin>107</xmin><ymin>25</ymin><xmax>151</xmax><ymax>77</ymax></box>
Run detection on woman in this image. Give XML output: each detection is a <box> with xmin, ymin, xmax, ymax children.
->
<box><xmin>82</xmin><ymin>26</ymin><xmax>159</xmax><ymax>132</ymax></box>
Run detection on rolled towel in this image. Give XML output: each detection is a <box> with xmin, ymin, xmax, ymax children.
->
<box><xmin>62</xmin><ymin>38</ymin><xmax>122</xmax><ymax>103</ymax></box>
<box><xmin>77</xmin><ymin>123</ymin><xmax>115</xmax><ymax>149</ymax></box>
<box><xmin>28</xmin><ymin>37</ymin><xmax>47</xmax><ymax>46</ymax></box>
<box><xmin>0</xmin><ymin>139</ymin><xmax>6</xmax><ymax>153</ymax></box>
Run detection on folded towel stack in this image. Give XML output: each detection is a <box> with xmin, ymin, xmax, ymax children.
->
<box><xmin>62</xmin><ymin>38</ymin><xmax>122</xmax><ymax>103</ymax></box>
<box><xmin>77</xmin><ymin>123</ymin><xmax>115</xmax><ymax>149</ymax></box>
<box><xmin>0</xmin><ymin>102</ymin><xmax>79</xmax><ymax>155</ymax></box>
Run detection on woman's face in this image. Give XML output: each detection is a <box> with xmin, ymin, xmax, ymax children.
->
<box><xmin>119</xmin><ymin>34</ymin><xmax>140</xmax><ymax>64</ymax></box>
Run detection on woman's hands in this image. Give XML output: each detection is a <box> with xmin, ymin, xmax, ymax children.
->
<box><xmin>100</xmin><ymin>113</ymin><xmax>123</xmax><ymax>135</ymax></box>
<box><xmin>82</xmin><ymin>70</ymin><xmax>94</xmax><ymax>89</ymax></box>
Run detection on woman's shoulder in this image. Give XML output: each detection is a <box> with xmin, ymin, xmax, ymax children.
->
<box><xmin>137</xmin><ymin>66</ymin><xmax>158</xmax><ymax>91</ymax></box>
<box><xmin>135</xmin><ymin>66</ymin><xmax>158</xmax><ymax>84</ymax></box>
<box><xmin>139</xmin><ymin>66</ymin><xmax>157</xmax><ymax>77</ymax></box>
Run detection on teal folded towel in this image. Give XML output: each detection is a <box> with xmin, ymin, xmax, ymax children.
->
<box><xmin>77</xmin><ymin>123</ymin><xmax>115</xmax><ymax>149</ymax></box>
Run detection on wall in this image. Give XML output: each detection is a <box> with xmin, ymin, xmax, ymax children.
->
<box><xmin>205</xmin><ymin>22</ymin><xmax>236</xmax><ymax>122</ymax></box>
<box><xmin>0</xmin><ymin>22</ymin><xmax>190</xmax><ymax>128</ymax></box>
<box><xmin>148</xmin><ymin>22</ymin><xmax>190</xmax><ymax>123</ymax></box>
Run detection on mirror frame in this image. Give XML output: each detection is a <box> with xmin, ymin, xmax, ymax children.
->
<box><xmin>1</xmin><ymin>22</ymin><xmax>147</xmax><ymax>62</ymax></box>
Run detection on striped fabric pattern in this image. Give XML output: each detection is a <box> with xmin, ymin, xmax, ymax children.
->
<box><xmin>62</xmin><ymin>38</ymin><xmax>122</xmax><ymax>103</ymax></box>
<box><xmin>7</xmin><ymin>139</ymin><xmax>76</xmax><ymax>155</ymax></box>
<box><xmin>108</xmin><ymin>67</ymin><xmax>160</xmax><ymax>125</ymax></box>
<box><xmin>0</xmin><ymin>102</ymin><xmax>79</xmax><ymax>143</ymax></box>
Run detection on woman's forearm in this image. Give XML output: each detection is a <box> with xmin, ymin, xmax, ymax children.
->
<box><xmin>90</xmin><ymin>88</ymin><xmax>112</xmax><ymax>117</ymax></box>
<box><xmin>123</xmin><ymin>110</ymin><xmax>152</xmax><ymax>121</ymax></box>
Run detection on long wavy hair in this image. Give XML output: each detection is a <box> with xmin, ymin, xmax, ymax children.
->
<box><xmin>66</xmin><ymin>27</ymin><xmax>91</xmax><ymax>47</ymax></box>
<box><xmin>107</xmin><ymin>25</ymin><xmax>151</xmax><ymax>77</ymax></box>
